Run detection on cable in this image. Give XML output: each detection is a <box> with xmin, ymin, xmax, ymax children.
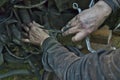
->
<box><xmin>0</xmin><ymin>11</ymin><xmax>13</xmax><ymax>25</ymax></box>
<box><xmin>5</xmin><ymin>46</ymin><xmax>32</xmax><ymax>60</ymax></box>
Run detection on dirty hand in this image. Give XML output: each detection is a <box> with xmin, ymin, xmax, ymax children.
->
<box><xmin>22</xmin><ymin>21</ymin><xmax>50</xmax><ymax>46</ymax></box>
<box><xmin>63</xmin><ymin>1</ymin><xmax>112</xmax><ymax>42</ymax></box>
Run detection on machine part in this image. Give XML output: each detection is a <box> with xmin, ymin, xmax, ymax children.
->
<box><xmin>72</xmin><ymin>3</ymin><xmax>82</xmax><ymax>13</ymax></box>
<box><xmin>85</xmin><ymin>37</ymin><xmax>96</xmax><ymax>53</ymax></box>
<box><xmin>114</xmin><ymin>23</ymin><xmax>120</xmax><ymax>30</ymax></box>
<box><xmin>89</xmin><ymin>0</ymin><xmax>95</xmax><ymax>8</ymax></box>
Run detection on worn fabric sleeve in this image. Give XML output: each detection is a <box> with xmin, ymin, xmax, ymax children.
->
<box><xmin>42</xmin><ymin>37</ymin><xmax>120</xmax><ymax>80</ymax></box>
<box><xmin>103</xmin><ymin>0</ymin><xmax>120</xmax><ymax>12</ymax></box>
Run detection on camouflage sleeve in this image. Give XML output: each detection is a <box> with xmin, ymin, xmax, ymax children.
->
<box><xmin>104</xmin><ymin>0</ymin><xmax>120</xmax><ymax>12</ymax></box>
<box><xmin>42</xmin><ymin>37</ymin><xmax>120</xmax><ymax>80</ymax></box>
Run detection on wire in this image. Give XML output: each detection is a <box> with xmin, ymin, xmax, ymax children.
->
<box><xmin>0</xmin><ymin>11</ymin><xmax>13</xmax><ymax>25</ymax></box>
<box><xmin>14</xmin><ymin>0</ymin><xmax>47</xmax><ymax>9</ymax></box>
<box><xmin>89</xmin><ymin>0</ymin><xmax>95</xmax><ymax>8</ymax></box>
<box><xmin>0</xmin><ymin>70</ymin><xmax>31</xmax><ymax>79</ymax></box>
<box><xmin>5</xmin><ymin>46</ymin><xmax>32</xmax><ymax>60</ymax></box>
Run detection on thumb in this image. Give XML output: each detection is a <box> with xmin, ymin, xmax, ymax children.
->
<box><xmin>72</xmin><ymin>30</ymin><xmax>88</xmax><ymax>42</ymax></box>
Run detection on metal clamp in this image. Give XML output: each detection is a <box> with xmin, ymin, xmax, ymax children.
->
<box><xmin>72</xmin><ymin>3</ymin><xmax>82</xmax><ymax>13</ymax></box>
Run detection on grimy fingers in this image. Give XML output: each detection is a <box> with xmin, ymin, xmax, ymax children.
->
<box><xmin>72</xmin><ymin>30</ymin><xmax>88</xmax><ymax>42</ymax></box>
<box><xmin>67</xmin><ymin>15</ymin><xmax>80</xmax><ymax>28</ymax></box>
<box><xmin>22</xmin><ymin>24</ymin><xmax>30</xmax><ymax>32</ymax></box>
<box><xmin>63</xmin><ymin>26</ymin><xmax>81</xmax><ymax>36</ymax></box>
<box><xmin>22</xmin><ymin>32</ymin><xmax>29</xmax><ymax>38</ymax></box>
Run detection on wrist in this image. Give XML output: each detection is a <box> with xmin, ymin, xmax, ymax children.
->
<box><xmin>40</xmin><ymin>36</ymin><xmax>50</xmax><ymax>46</ymax></box>
<box><xmin>94</xmin><ymin>0</ymin><xmax>112</xmax><ymax>16</ymax></box>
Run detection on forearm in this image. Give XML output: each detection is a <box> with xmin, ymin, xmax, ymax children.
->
<box><xmin>100</xmin><ymin>49</ymin><xmax>120</xmax><ymax>79</ymax></box>
<box><xmin>42</xmin><ymin>37</ymin><xmax>120</xmax><ymax>80</ymax></box>
<box><xmin>94</xmin><ymin>0</ymin><xmax>112</xmax><ymax>15</ymax></box>
<box><xmin>42</xmin><ymin>37</ymin><xmax>80</xmax><ymax>80</ymax></box>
